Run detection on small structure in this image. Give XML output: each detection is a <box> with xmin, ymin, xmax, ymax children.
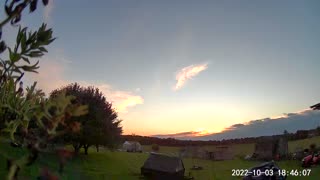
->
<box><xmin>211</xmin><ymin>146</ymin><xmax>234</xmax><ymax>161</ymax></box>
<box><xmin>141</xmin><ymin>153</ymin><xmax>185</xmax><ymax>180</ymax></box>
<box><xmin>122</xmin><ymin>141</ymin><xmax>142</xmax><ymax>152</ymax></box>
<box><xmin>179</xmin><ymin>146</ymin><xmax>207</xmax><ymax>159</ymax></box>
<box><xmin>253</xmin><ymin>137</ymin><xmax>288</xmax><ymax>160</ymax></box>
<box><xmin>180</xmin><ymin>146</ymin><xmax>234</xmax><ymax>161</ymax></box>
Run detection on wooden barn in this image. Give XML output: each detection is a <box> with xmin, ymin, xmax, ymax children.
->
<box><xmin>179</xmin><ymin>146</ymin><xmax>207</xmax><ymax>159</ymax></box>
<box><xmin>179</xmin><ymin>146</ymin><xmax>233</xmax><ymax>161</ymax></box>
<box><xmin>253</xmin><ymin>137</ymin><xmax>288</xmax><ymax>160</ymax></box>
<box><xmin>212</xmin><ymin>146</ymin><xmax>234</xmax><ymax>161</ymax></box>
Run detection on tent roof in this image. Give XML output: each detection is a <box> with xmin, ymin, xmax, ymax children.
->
<box><xmin>124</xmin><ymin>141</ymin><xmax>140</xmax><ymax>144</ymax></box>
<box><xmin>142</xmin><ymin>153</ymin><xmax>184</xmax><ymax>173</ymax></box>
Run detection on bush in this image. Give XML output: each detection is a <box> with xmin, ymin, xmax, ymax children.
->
<box><xmin>151</xmin><ymin>144</ymin><xmax>159</xmax><ymax>152</ymax></box>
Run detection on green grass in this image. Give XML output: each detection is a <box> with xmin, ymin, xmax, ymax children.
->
<box><xmin>289</xmin><ymin>136</ymin><xmax>320</xmax><ymax>152</ymax></box>
<box><xmin>1</xmin><ymin>137</ymin><xmax>320</xmax><ymax>179</ymax></box>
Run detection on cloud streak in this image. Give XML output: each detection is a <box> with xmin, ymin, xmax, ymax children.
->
<box><xmin>174</xmin><ymin>63</ymin><xmax>208</xmax><ymax>91</ymax></box>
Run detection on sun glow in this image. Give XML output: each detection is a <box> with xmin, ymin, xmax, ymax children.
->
<box><xmin>194</xmin><ymin>128</ymin><xmax>215</xmax><ymax>136</ymax></box>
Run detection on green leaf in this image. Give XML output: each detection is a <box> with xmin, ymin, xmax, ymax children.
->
<box><xmin>71</xmin><ymin>105</ymin><xmax>89</xmax><ymax>117</ymax></box>
<box><xmin>21</xmin><ymin>33</ymin><xmax>27</xmax><ymax>52</ymax></box>
<box><xmin>38</xmin><ymin>47</ymin><xmax>47</xmax><ymax>53</ymax></box>
<box><xmin>27</xmin><ymin>51</ymin><xmax>43</xmax><ymax>58</ymax></box>
<box><xmin>9</xmin><ymin>48</ymin><xmax>21</xmax><ymax>63</ymax></box>
<box><xmin>22</xmin><ymin>56</ymin><xmax>30</xmax><ymax>64</ymax></box>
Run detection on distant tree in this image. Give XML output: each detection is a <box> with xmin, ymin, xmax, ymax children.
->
<box><xmin>316</xmin><ymin>126</ymin><xmax>320</xmax><ymax>136</ymax></box>
<box><xmin>310</xmin><ymin>143</ymin><xmax>316</xmax><ymax>153</ymax></box>
<box><xmin>283</xmin><ymin>130</ymin><xmax>289</xmax><ymax>135</ymax></box>
<box><xmin>50</xmin><ymin>83</ymin><xmax>122</xmax><ymax>155</ymax></box>
<box><xmin>151</xmin><ymin>144</ymin><xmax>160</xmax><ymax>152</ymax></box>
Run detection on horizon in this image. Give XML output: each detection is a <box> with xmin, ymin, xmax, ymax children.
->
<box><xmin>2</xmin><ymin>0</ymin><xmax>320</xmax><ymax>140</ymax></box>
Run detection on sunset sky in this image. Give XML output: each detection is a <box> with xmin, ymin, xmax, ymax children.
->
<box><xmin>1</xmin><ymin>0</ymin><xmax>320</xmax><ymax>138</ymax></box>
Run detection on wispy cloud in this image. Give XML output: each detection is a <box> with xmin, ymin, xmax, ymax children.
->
<box><xmin>173</xmin><ymin>63</ymin><xmax>208</xmax><ymax>91</ymax></box>
<box><xmin>25</xmin><ymin>50</ymin><xmax>143</xmax><ymax>114</ymax></box>
<box><xmin>153</xmin><ymin>129</ymin><xmax>214</xmax><ymax>139</ymax></box>
<box><xmin>153</xmin><ymin>131</ymin><xmax>202</xmax><ymax>139</ymax></box>
<box><xmin>43</xmin><ymin>0</ymin><xmax>54</xmax><ymax>23</ymax></box>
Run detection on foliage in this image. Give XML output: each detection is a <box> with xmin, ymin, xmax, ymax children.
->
<box><xmin>310</xmin><ymin>143</ymin><xmax>316</xmax><ymax>152</ymax></box>
<box><xmin>0</xmin><ymin>0</ymin><xmax>52</xmax><ymax>57</ymax></box>
<box><xmin>0</xmin><ymin>1</ymin><xmax>90</xmax><ymax>179</ymax></box>
<box><xmin>0</xmin><ymin>23</ymin><xmax>55</xmax><ymax>85</ymax></box>
<box><xmin>50</xmin><ymin>83</ymin><xmax>123</xmax><ymax>155</ymax></box>
<box><xmin>151</xmin><ymin>144</ymin><xmax>159</xmax><ymax>152</ymax></box>
<box><xmin>1</xmin><ymin>0</ymin><xmax>49</xmax><ymax>28</ymax></box>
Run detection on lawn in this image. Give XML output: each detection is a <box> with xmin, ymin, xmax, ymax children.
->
<box><xmin>1</xmin><ymin>137</ymin><xmax>320</xmax><ymax>179</ymax></box>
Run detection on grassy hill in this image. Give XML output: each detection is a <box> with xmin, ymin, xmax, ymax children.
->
<box><xmin>1</xmin><ymin>137</ymin><xmax>320</xmax><ymax>179</ymax></box>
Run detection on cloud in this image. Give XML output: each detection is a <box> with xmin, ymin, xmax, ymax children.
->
<box><xmin>154</xmin><ymin>109</ymin><xmax>320</xmax><ymax>141</ymax></box>
<box><xmin>79</xmin><ymin>82</ymin><xmax>144</xmax><ymax>113</ymax></box>
<box><xmin>173</xmin><ymin>63</ymin><xmax>208</xmax><ymax>91</ymax></box>
<box><xmin>26</xmin><ymin>52</ymin><xmax>69</xmax><ymax>94</ymax></box>
<box><xmin>153</xmin><ymin>129</ymin><xmax>215</xmax><ymax>139</ymax></box>
<box><xmin>43</xmin><ymin>0</ymin><xmax>54</xmax><ymax>23</ymax></box>
<box><xmin>153</xmin><ymin>131</ymin><xmax>202</xmax><ymax>139</ymax></box>
<box><xmin>25</xmin><ymin>50</ymin><xmax>143</xmax><ymax>114</ymax></box>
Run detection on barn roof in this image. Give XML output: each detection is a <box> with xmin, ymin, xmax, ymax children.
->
<box><xmin>141</xmin><ymin>153</ymin><xmax>185</xmax><ymax>173</ymax></box>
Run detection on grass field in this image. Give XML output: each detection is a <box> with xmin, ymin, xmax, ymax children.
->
<box><xmin>1</xmin><ymin>137</ymin><xmax>320</xmax><ymax>179</ymax></box>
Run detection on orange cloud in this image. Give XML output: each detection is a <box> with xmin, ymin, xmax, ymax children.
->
<box><xmin>80</xmin><ymin>82</ymin><xmax>144</xmax><ymax>113</ymax></box>
<box><xmin>174</xmin><ymin>63</ymin><xmax>208</xmax><ymax>91</ymax></box>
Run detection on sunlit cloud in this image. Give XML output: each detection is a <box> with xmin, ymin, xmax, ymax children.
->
<box><xmin>25</xmin><ymin>50</ymin><xmax>143</xmax><ymax>114</ymax></box>
<box><xmin>153</xmin><ymin>128</ymin><xmax>215</xmax><ymax>139</ymax></box>
<box><xmin>80</xmin><ymin>82</ymin><xmax>144</xmax><ymax>114</ymax></box>
<box><xmin>173</xmin><ymin>63</ymin><xmax>208</xmax><ymax>91</ymax></box>
<box><xmin>26</xmin><ymin>53</ymin><xmax>69</xmax><ymax>94</ymax></box>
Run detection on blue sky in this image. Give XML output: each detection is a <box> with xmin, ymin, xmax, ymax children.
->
<box><xmin>1</xmin><ymin>0</ymin><xmax>320</xmax><ymax>138</ymax></box>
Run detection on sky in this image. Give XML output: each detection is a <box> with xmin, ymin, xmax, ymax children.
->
<box><xmin>1</xmin><ymin>0</ymin><xmax>320</xmax><ymax>139</ymax></box>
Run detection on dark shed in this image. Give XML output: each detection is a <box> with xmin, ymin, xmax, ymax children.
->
<box><xmin>141</xmin><ymin>153</ymin><xmax>185</xmax><ymax>180</ymax></box>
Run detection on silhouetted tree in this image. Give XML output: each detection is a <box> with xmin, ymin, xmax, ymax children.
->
<box><xmin>50</xmin><ymin>83</ymin><xmax>122</xmax><ymax>155</ymax></box>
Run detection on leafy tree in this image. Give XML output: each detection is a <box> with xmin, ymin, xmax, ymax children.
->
<box><xmin>0</xmin><ymin>1</ymin><xmax>89</xmax><ymax>179</ymax></box>
<box><xmin>50</xmin><ymin>83</ymin><xmax>123</xmax><ymax>155</ymax></box>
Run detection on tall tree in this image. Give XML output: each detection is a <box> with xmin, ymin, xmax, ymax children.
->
<box><xmin>50</xmin><ymin>83</ymin><xmax>122</xmax><ymax>155</ymax></box>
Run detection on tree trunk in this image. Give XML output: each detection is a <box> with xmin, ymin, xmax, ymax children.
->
<box><xmin>96</xmin><ymin>144</ymin><xmax>99</xmax><ymax>152</ymax></box>
<box><xmin>84</xmin><ymin>145</ymin><xmax>89</xmax><ymax>155</ymax></box>
<box><xmin>73</xmin><ymin>144</ymin><xmax>81</xmax><ymax>155</ymax></box>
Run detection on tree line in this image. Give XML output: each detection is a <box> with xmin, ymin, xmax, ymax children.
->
<box><xmin>123</xmin><ymin>127</ymin><xmax>320</xmax><ymax>147</ymax></box>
